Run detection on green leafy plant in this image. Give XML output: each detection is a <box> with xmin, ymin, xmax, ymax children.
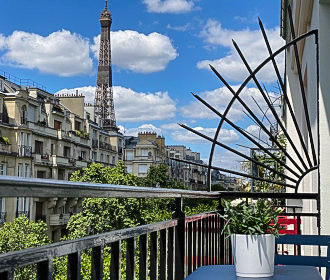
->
<box><xmin>0</xmin><ymin>136</ymin><xmax>10</xmax><ymax>145</ymax></box>
<box><xmin>0</xmin><ymin>215</ymin><xmax>51</xmax><ymax>280</ymax></box>
<box><xmin>220</xmin><ymin>199</ymin><xmax>283</xmax><ymax>237</ymax></box>
<box><xmin>73</xmin><ymin>130</ymin><xmax>90</xmax><ymax>140</ymax></box>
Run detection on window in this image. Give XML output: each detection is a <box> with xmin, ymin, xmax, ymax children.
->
<box><xmin>0</xmin><ymin>163</ymin><xmax>6</xmax><ymax>175</ymax></box>
<box><xmin>17</xmin><ymin>163</ymin><xmax>23</xmax><ymax>177</ymax></box>
<box><xmin>92</xmin><ymin>152</ymin><xmax>97</xmax><ymax>161</ymax></box>
<box><xmin>126</xmin><ymin>165</ymin><xmax>133</xmax><ymax>174</ymax></box>
<box><xmin>112</xmin><ymin>156</ymin><xmax>116</xmax><ymax>164</ymax></box>
<box><xmin>126</xmin><ymin>151</ymin><xmax>133</xmax><ymax>160</ymax></box>
<box><xmin>141</xmin><ymin>149</ymin><xmax>149</xmax><ymax>157</ymax></box>
<box><xmin>64</xmin><ymin>146</ymin><xmax>70</xmax><ymax>158</ymax></box>
<box><xmin>80</xmin><ymin>151</ymin><xmax>86</xmax><ymax>160</ymax></box>
<box><xmin>54</xmin><ymin>120</ymin><xmax>62</xmax><ymax>130</ymax></box>
<box><xmin>138</xmin><ymin>164</ymin><xmax>148</xmax><ymax>174</ymax></box>
<box><xmin>17</xmin><ymin>197</ymin><xmax>29</xmax><ymax>216</ymax></box>
<box><xmin>24</xmin><ymin>164</ymin><xmax>30</xmax><ymax>178</ymax></box>
<box><xmin>35</xmin><ymin>140</ymin><xmax>43</xmax><ymax>155</ymax></box>
<box><xmin>107</xmin><ymin>155</ymin><xmax>110</xmax><ymax>163</ymax></box>
<box><xmin>100</xmin><ymin>154</ymin><xmax>104</xmax><ymax>162</ymax></box>
<box><xmin>51</xmin><ymin>144</ymin><xmax>55</xmax><ymax>155</ymax></box>
<box><xmin>21</xmin><ymin>105</ymin><xmax>27</xmax><ymax>124</ymax></box>
<box><xmin>74</xmin><ymin>120</ymin><xmax>81</xmax><ymax>131</ymax></box>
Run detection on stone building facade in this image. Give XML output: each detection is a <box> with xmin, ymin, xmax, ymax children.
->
<box><xmin>166</xmin><ymin>145</ymin><xmax>207</xmax><ymax>190</ymax></box>
<box><xmin>124</xmin><ymin>132</ymin><xmax>166</xmax><ymax>177</ymax></box>
<box><xmin>0</xmin><ymin>74</ymin><xmax>123</xmax><ymax>240</ymax></box>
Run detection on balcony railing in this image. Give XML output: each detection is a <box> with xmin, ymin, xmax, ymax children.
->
<box><xmin>16</xmin><ymin>210</ymin><xmax>30</xmax><ymax>218</ymax></box>
<box><xmin>49</xmin><ymin>213</ymin><xmax>71</xmax><ymax>226</ymax></box>
<box><xmin>99</xmin><ymin>141</ymin><xmax>114</xmax><ymax>151</ymax></box>
<box><xmin>0</xmin><ymin>212</ymin><xmax>6</xmax><ymax>224</ymax></box>
<box><xmin>0</xmin><ymin>176</ymin><xmax>320</xmax><ymax>280</ymax></box>
<box><xmin>18</xmin><ymin>145</ymin><xmax>32</xmax><ymax>157</ymax></box>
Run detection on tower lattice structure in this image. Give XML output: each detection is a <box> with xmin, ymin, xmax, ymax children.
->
<box><xmin>94</xmin><ymin>0</ymin><xmax>118</xmax><ymax>131</ymax></box>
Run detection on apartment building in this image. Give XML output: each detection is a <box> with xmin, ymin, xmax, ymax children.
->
<box><xmin>124</xmin><ymin>132</ymin><xmax>166</xmax><ymax>177</ymax></box>
<box><xmin>0</xmin><ymin>73</ymin><xmax>123</xmax><ymax>240</ymax></box>
<box><xmin>166</xmin><ymin>145</ymin><xmax>207</xmax><ymax>190</ymax></box>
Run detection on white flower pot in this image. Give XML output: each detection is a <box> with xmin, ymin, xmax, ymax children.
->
<box><xmin>231</xmin><ymin>234</ymin><xmax>275</xmax><ymax>278</ymax></box>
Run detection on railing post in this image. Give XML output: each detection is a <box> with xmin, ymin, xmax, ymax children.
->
<box><xmin>91</xmin><ymin>246</ymin><xmax>104</xmax><ymax>280</ymax></box>
<box><xmin>173</xmin><ymin>197</ymin><xmax>185</xmax><ymax>280</ymax></box>
<box><xmin>67</xmin><ymin>251</ymin><xmax>81</xmax><ymax>280</ymax></box>
<box><xmin>37</xmin><ymin>259</ymin><xmax>53</xmax><ymax>280</ymax></box>
<box><xmin>218</xmin><ymin>196</ymin><xmax>225</xmax><ymax>265</ymax></box>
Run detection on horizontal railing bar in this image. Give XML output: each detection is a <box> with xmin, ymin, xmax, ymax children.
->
<box><xmin>218</xmin><ymin>191</ymin><xmax>318</xmax><ymax>199</ymax></box>
<box><xmin>0</xmin><ymin>176</ymin><xmax>219</xmax><ymax>199</ymax></box>
<box><xmin>0</xmin><ymin>218</ymin><xmax>178</xmax><ymax>271</ymax></box>
<box><xmin>279</xmin><ymin>212</ymin><xmax>320</xmax><ymax>217</ymax></box>
<box><xmin>185</xmin><ymin>211</ymin><xmax>217</xmax><ymax>223</ymax></box>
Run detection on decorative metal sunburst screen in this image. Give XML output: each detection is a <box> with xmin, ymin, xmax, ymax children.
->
<box><xmin>173</xmin><ymin>6</ymin><xmax>319</xmax><ymax>194</ymax></box>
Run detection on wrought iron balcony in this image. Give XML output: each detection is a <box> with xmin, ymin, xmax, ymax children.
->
<box><xmin>16</xmin><ymin>210</ymin><xmax>30</xmax><ymax>218</ymax></box>
<box><xmin>0</xmin><ymin>212</ymin><xmax>6</xmax><ymax>224</ymax></box>
<box><xmin>0</xmin><ymin>176</ymin><xmax>321</xmax><ymax>280</ymax></box>
<box><xmin>18</xmin><ymin>145</ymin><xmax>32</xmax><ymax>157</ymax></box>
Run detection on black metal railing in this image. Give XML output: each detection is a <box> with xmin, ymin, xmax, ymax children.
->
<box><xmin>18</xmin><ymin>145</ymin><xmax>32</xmax><ymax>157</ymax></box>
<box><xmin>0</xmin><ymin>176</ymin><xmax>320</xmax><ymax>280</ymax></box>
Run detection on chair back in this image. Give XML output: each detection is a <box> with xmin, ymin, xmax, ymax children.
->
<box><xmin>275</xmin><ymin>235</ymin><xmax>330</xmax><ymax>280</ymax></box>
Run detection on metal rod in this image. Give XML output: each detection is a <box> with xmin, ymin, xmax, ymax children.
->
<box><xmin>206</xmin><ymin>29</ymin><xmax>317</xmax><ymax>189</ymax></box>
<box><xmin>232</xmin><ymin>39</ymin><xmax>309</xmax><ymax>171</ymax></box>
<box><xmin>179</xmin><ymin>123</ymin><xmax>297</xmax><ymax>183</ymax></box>
<box><xmin>210</xmin><ymin>65</ymin><xmax>305</xmax><ymax>175</ymax></box>
<box><xmin>191</xmin><ymin>92</ymin><xmax>301</xmax><ymax>178</ymax></box>
<box><xmin>172</xmin><ymin>157</ymin><xmax>297</xmax><ymax>189</ymax></box>
<box><xmin>288</xmin><ymin>5</ymin><xmax>317</xmax><ymax>166</ymax></box>
<box><xmin>251</xmin><ymin>96</ymin><xmax>273</xmax><ymax>127</ymax></box>
<box><xmin>258</xmin><ymin>17</ymin><xmax>314</xmax><ymax>169</ymax></box>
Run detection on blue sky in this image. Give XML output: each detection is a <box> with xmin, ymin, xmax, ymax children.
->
<box><xmin>0</xmin><ymin>0</ymin><xmax>284</xmax><ymax>170</ymax></box>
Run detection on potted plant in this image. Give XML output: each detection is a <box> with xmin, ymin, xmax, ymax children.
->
<box><xmin>220</xmin><ymin>198</ymin><xmax>282</xmax><ymax>278</ymax></box>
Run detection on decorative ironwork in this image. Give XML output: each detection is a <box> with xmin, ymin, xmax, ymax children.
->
<box><xmin>174</xmin><ymin>6</ymin><xmax>319</xmax><ymax>195</ymax></box>
<box><xmin>94</xmin><ymin>0</ymin><xmax>118</xmax><ymax>132</ymax></box>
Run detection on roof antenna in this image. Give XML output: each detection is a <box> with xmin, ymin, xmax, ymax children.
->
<box><xmin>105</xmin><ymin>0</ymin><xmax>108</xmax><ymax>9</ymax></box>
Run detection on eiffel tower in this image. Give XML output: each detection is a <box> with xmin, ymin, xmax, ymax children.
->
<box><xmin>94</xmin><ymin>0</ymin><xmax>118</xmax><ymax>131</ymax></box>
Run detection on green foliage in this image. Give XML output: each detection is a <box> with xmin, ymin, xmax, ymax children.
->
<box><xmin>220</xmin><ymin>199</ymin><xmax>283</xmax><ymax>237</ymax></box>
<box><xmin>0</xmin><ymin>216</ymin><xmax>51</xmax><ymax>280</ymax></box>
<box><xmin>52</xmin><ymin>161</ymin><xmax>217</xmax><ymax>279</ymax></box>
<box><xmin>0</xmin><ymin>136</ymin><xmax>10</xmax><ymax>145</ymax></box>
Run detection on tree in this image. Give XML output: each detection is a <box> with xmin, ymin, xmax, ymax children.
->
<box><xmin>0</xmin><ymin>216</ymin><xmax>51</xmax><ymax>280</ymax></box>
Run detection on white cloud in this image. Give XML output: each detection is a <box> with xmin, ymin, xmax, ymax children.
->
<box><xmin>171</xmin><ymin>126</ymin><xmax>239</xmax><ymax>144</ymax></box>
<box><xmin>181</xmin><ymin>86</ymin><xmax>275</xmax><ymax>121</ymax></box>
<box><xmin>55</xmin><ymin>86</ymin><xmax>176</xmax><ymax>122</ymax></box>
<box><xmin>167</xmin><ymin>23</ymin><xmax>191</xmax><ymax>32</ymax></box>
<box><xmin>0</xmin><ymin>30</ymin><xmax>92</xmax><ymax>77</ymax></box>
<box><xmin>143</xmin><ymin>0</ymin><xmax>195</xmax><ymax>13</ymax></box>
<box><xmin>91</xmin><ymin>30</ymin><xmax>178</xmax><ymax>73</ymax></box>
<box><xmin>120</xmin><ymin>124</ymin><xmax>163</xmax><ymax>136</ymax></box>
<box><xmin>160</xmin><ymin>122</ymin><xmax>181</xmax><ymax>130</ymax></box>
<box><xmin>0</xmin><ymin>34</ymin><xmax>6</xmax><ymax>50</ymax></box>
<box><xmin>197</xmin><ymin>19</ymin><xmax>284</xmax><ymax>83</ymax></box>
